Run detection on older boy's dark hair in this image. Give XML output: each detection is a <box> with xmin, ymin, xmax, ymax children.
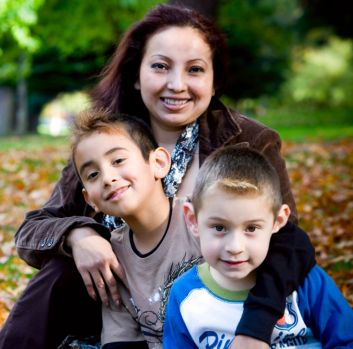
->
<box><xmin>71</xmin><ymin>109</ymin><xmax>158</xmax><ymax>167</ymax></box>
<box><xmin>191</xmin><ymin>146</ymin><xmax>283</xmax><ymax>216</ymax></box>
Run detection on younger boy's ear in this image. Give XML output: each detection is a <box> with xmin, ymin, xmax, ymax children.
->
<box><xmin>82</xmin><ymin>188</ymin><xmax>100</xmax><ymax>213</ymax></box>
<box><xmin>272</xmin><ymin>204</ymin><xmax>291</xmax><ymax>233</ymax></box>
<box><xmin>183</xmin><ymin>202</ymin><xmax>199</xmax><ymax>237</ymax></box>
<box><xmin>152</xmin><ymin>147</ymin><xmax>171</xmax><ymax>179</ymax></box>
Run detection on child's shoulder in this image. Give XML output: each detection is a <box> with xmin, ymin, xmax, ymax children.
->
<box><xmin>298</xmin><ymin>264</ymin><xmax>351</xmax><ymax>313</ymax></box>
<box><xmin>301</xmin><ymin>265</ymin><xmax>333</xmax><ymax>289</ymax></box>
<box><xmin>170</xmin><ymin>264</ymin><xmax>202</xmax><ymax>297</ymax></box>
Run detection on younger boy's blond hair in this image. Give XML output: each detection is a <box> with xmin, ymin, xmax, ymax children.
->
<box><xmin>191</xmin><ymin>146</ymin><xmax>283</xmax><ymax>217</ymax></box>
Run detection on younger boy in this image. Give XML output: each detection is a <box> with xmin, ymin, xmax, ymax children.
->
<box><xmin>71</xmin><ymin>110</ymin><xmax>201</xmax><ymax>349</ymax></box>
<box><xmin>163</xmin><ymin>146</ymin><xmax>353</xmax><ymax>349</ymax></box>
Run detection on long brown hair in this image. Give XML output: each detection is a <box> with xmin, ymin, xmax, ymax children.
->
<box><xmin>91</xmin><ymin>4</ymin><xmax>228</xmax><ymax>123</ymax></box>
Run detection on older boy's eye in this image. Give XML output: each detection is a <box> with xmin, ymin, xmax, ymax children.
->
<box><xmin>87</xmin><ymin>171</ymin><xmax>98</xmax><ymax>181</ymax></box>
<box><xmin>113</xmin><ymin>158</ymin><xmax>124</xmax><ymax>165</ymax></box>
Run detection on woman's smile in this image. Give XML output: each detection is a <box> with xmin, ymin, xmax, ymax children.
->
<box><xmin>161</xmin><ymin>97</ymin><xmax>191</xmax><ymax>108</ymax></box>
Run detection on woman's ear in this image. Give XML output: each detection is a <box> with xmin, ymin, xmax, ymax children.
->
<box><xmin>134</xmin><ymin>80</ymin><xmax>140</xmax><ymax>90</ymax></box>
<box><xmin>152</xmin><ymin>147</ymin><xmax>171</xmax><ymax>179</ymax></box>
<box><xmin>272</xmin><ymin>204</ymin><xmax>291</xmax><ymax>233</ymax></box>
<box><xmin>82</xmin><ymin>188</ymin><xmax>100</xmax><ymax>213</ymax></box>
<box><xmin>183</xmin><ymin>202</ymin><xmax>199</xmax><ymax>237</ymax></box>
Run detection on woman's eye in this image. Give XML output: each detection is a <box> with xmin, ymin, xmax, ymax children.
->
<box><xmin>189</xmin><ymin>66</ymin><xmax>204</xmax><ymax>74</ymax></box>
<box><xmin>151</xmin><ymin>63</ymin><xmax>167</xmax><ymax>70</ymax></box>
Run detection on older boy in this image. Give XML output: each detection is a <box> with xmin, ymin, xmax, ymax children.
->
<box><xmin>71</xmin><ymin>110</ymin><xmax>201</xmax><ymax>349</ymax></box>
<box><xmin>163</xmin><ymin>146</ymin><xmax>353</xmax><ymax>349</ymax></box>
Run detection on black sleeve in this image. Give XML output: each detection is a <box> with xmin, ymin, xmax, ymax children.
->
<box><xmin>235</xmin><ymin>222</ymin><xmax>316</xmax><ymax>343</ymax></box>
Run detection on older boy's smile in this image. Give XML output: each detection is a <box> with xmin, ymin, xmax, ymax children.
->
<box><xmin>105</xmin><ymin>185</ymin><xmax>130</xmax><ymax>202</ymax></box>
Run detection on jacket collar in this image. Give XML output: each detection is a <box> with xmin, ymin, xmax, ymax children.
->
<box><xmin>199</xmin><ymin>98</ymin><xmax>242</xmax><ymax>164</ymax></box>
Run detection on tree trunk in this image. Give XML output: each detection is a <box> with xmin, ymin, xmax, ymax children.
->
<box><xmin>168</xmin><ymin>0</ymin><xmax>218</xmax><ymax>19</ymax></box>
<box><xmin>0</xmin><ymin>87</ymin><xmax>15</xmax><ymax>136</ymax></box>
<box><xmin>15</xmin><ymin>53</ymin><xmax>29</xmax><ymax>135</ymax></box>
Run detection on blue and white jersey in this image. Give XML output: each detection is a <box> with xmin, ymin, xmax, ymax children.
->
<box><xmin>164</xmin><ymin>264</ymin><xmax>353</xmax><ymax>349</ymax></box>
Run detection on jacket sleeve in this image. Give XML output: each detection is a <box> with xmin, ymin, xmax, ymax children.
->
<box><xmin>234</xmin><ymin>121</ymin><xmax>316</xmax><ymax>343</ymax></box>
<box><xmin>298</xmin><ymin>265</ymin><xmax>353</xmax><ymax>349</ymax></box>
<box><xmin>15</xmin><ymin>160</ymin><xmax>110</xmax><ymax>269</ymax></box>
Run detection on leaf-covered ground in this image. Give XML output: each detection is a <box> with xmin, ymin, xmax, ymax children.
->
<box><xmin>0</xmin><ymin>139</ymin><xmax>352</xmax><ymax>327</ymax></box>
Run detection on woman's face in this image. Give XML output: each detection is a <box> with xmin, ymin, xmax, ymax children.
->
<box><xmin>136</xmin><ymin>26</ymin><xmax>214</xmax><ymax>132</ymax></box>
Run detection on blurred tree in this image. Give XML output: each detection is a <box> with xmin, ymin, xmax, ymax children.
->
<box><xmin>2</xmin><ymin>0</ymin><xmax>351</xmax><ymax>133</ymax></box>
<box><xmin>217</xmin><ymin>0</ymin><xmax>303</xmax><ymax>99</ymax></box>
<box><xmin>0</xmin><ymin>0</ymin><xmax>44</xmax><ymax>134</ymax></box>
<box><xmin>281</xmin><ymin>36</ymin><xmax>353</xmax><ymax>108</ymax></box>
<box><xmin>27</xmin><ymin>0</ymin><xmax>163</xmax><ymax>131</ymax></box>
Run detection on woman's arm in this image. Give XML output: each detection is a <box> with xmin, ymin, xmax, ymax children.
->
<box><xmin>15</xmin><ymin>160</ymin><xmax>109</xmax><ymax>269</ymax></box>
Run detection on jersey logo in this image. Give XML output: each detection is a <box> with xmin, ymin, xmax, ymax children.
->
<box><xmin>275</xmin><ymin>300</ymin><xmax>298</xmax><ymax>331</ymax></box>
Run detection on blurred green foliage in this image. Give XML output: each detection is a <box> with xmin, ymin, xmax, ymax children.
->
<box><xmin>0</xmin><ymin>0</ymin><xmax>352</xmax><ymax>132</ymax></box>
<box><xmin>281</xmin><ymin>37</ymin><xmax>353</xmax><ymax>107</ymax></box>
<box><xmin>0</xmin><ymin>0</ymin><xmax>44</xmax><ymax>81</ymax></box>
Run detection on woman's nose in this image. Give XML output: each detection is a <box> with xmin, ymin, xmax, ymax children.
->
<box><xmin>167</xmin><ymin>69</ymin><xmax>186</xmax><ymax>92</ymax></box>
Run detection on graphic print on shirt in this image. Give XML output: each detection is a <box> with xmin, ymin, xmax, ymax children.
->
<box><xmin>270</xmin><ymin>294</ymin><xmax>321</xmax><ymax>349</ymax></box>
<box><xmin>275</xmin><ymin>299</ymin><xmax>298</xmax><ymax>331</ymax></box>
<box><xmin>133</xmin><ymin>255</ymin><xmax>202</xmax><ymax>346</ymax></box>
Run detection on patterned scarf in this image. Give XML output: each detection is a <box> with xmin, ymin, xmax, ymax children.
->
<box><xmin>101</xmin><ymin>120</ymin><xmax>199</xmax><ymax>230</ymax></box>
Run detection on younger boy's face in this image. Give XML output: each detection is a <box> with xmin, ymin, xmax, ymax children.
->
<box><xmin>75</xmin><ymin>130</ymin><xmax>159</xmax><ymax>218</ymax></box>
<box><xmin>185</xmin><ymin>185</ymin><xmax>289</xmax><ymax>291</ymax></box>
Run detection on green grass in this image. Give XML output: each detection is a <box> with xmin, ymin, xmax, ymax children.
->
<box><xmin>1</xmin><ymin>106</ymin><xmax>353</xmax><ymax>147</ymax></box>
<box><xmin>247</xmin><ymin>107</ymin><xmax>353</xmax><ymax>141</ymax></box>
<box><xmin>0</xmin><ymin>134</ymin><xmax>69</xmax><ymax>151</ymax></box>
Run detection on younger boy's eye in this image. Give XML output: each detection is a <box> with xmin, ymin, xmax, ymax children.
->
<box><xmin>213</xmin><ymin>225</ymin><xmax>225</xmax><ymax>232</ymax></box>
<box><xmin>246</xmin><ymin>225</ymin><xmax>258</xmax><ymax>233</ymax></box>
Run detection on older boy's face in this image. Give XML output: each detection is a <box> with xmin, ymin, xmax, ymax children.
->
<box><xmin>195</xmin><ymin>186</ymin><xmax>281</xmax><ymax>291</ymax></box>
<box><xmin>75</xmin><ymin>130</ymin><xmax>157</xmax><ymax>218</ymax></box>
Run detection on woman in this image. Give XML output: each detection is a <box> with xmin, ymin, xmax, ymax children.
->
<box><xmin>0</xmin><ymin>4</ymin><xmax>315</xmax><ymax>349</ymax></box>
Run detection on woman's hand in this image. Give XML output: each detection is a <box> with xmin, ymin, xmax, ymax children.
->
<box><xmin>67</xmin><ymin>227</ymin><xmax>124</xmax><ymax>306</ymax></box>
<box><xmin>230</xmin><ymin>335</ymin><xmax>269</xmax><ymax>349</ymax></box>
